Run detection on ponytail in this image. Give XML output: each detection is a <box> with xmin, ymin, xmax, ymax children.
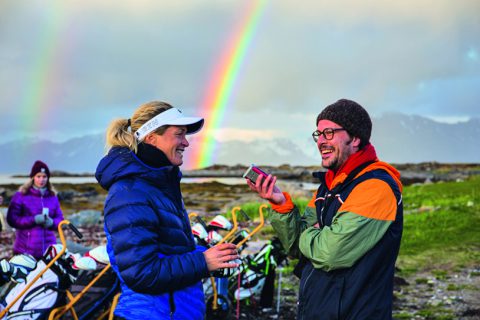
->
<box><xmin>105</xmin><ymin>118</ymin><xmax>138</xmax><ymax>152</ymax></box>
<box><xmin>105</xmin><ymin>101</ymin><xmax>173</xmax><ymax>153</ymax></box>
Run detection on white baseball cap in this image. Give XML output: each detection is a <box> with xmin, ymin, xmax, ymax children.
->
<box><xmin>135</xmin><ymin>108</ymin><xmax>204</xmax><ymax>141</ymax></box>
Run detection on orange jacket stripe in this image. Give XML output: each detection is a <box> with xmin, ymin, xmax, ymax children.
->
<box><xmin>330</xmin><ymin>161</ymin><xmax>403</xmax><ymax>193</ymax></box>
<box><xmin>339</xmin><ymin>179</ymin><xmax>397</xmax><ymax>221</ymax></box>
<box><xmin>357</xmin><ymin>162</ymin><xmax>403</xmax><ymax>192</ymax></box>
<box><xmin>307</xmin><ymin>191</ymin><xmax>318</xmax><ymax>208</ymax></box>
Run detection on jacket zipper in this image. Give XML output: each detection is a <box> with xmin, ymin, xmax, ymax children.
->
<box><xmin>27</xmin><ymin>231</ymin><xmax>31</xmax><ymax>253</ymax></box>
<box><xmin>169</xmin><ymin>291</ymin><xmax>176</xmax><ymax>319</ymax></box>
<box><xmin>41</xmin><ymin>193</ymin><xmax>45</xmax><ymax>254</ymax></box>
<box><xmin>298</xmin><ymin>266</ymin><xmax>315</xmax><ymax>320</ymax></box>
<box><xmin>320</xmin><ymin>191</ymin><xmax>330</xmax><ymax>227</ymax></box>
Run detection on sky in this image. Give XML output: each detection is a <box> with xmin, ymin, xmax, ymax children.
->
<box><xmin>0</xmin><ymin>0</ymin><xmax>479</xmax><ymax>153</ymax></box>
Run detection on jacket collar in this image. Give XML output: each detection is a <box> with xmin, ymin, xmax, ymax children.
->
<box><xmin>318</xmin><ymin>144</ymin><xmax>402</xmax><ymax>191</ymax></box>
<box><xmin>95</xmin><ymin>146</ymin><xmax>181</xmax><ymax>191</ymax></box>
<box><xmin>136</xmin><ymin>142</ymin><xmax>172</xmax><ymax>168</ymax></box>
<box><xmin>325</xmin><ymin>143</ymin><xmax>378</xmax><ymax>189</ymax></box>
<box><xmin>28</xmin><ymin>186</ymin><xmax>50</xmax><ymax>197</ymax></box>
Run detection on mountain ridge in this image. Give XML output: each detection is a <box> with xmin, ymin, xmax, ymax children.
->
<box><xmin>1</xmin><ymin>113</ymin><xmax>478</xmax><ymax>174</ymax></box>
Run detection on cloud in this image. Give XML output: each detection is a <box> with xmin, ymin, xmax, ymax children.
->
<box><xmin>212</xmin><ymin>128</ymin><xmax>279</xmax><ymax>142</ymax></box>
<box><xmin>231</xmin><ymin>0</ymin><xmax>480</xmax><ymax>116</ymax></box>
<box><xmin>0</xmin><ymin>0</ymin><xmax>479</xmax><ymax>143</ymax></box>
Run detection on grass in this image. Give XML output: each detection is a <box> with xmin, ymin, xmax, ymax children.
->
<box><xmin>397</xmin><ymin>175</ymin><xmax>480</xmax><ymax>274</ymax></box>
<box><xmin>58</xmin><ymin>173</ymin><xmax>474</xmax><ymax>276</ymax></box>
<box><xmin>230</xmin><ymin>176</ymin><xmax>480</xmax><ymax>276</ymax></box>
<box><xmin>222</xmin><ymin>198</ymin><xmax>310</xmax><ymax>222</ymax></box>
<box><xmin>416</xmin><ymin>306</ymin><xmax>455</xmax><ymax>320</ymax></box>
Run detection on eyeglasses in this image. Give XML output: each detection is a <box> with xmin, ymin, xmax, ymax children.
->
<box><xmin>312</xmin><ymin>128</ymin><xmax>345</xmax><ymax>142</ymax></box>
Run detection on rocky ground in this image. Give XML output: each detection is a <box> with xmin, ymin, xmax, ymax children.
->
<box><xmin>209</xmin><ymin>266</ymin><xmax>480</xmax><ymax>320</ymax></box>
<box><xmin>1</xmin><ymin>220</ymin><xmax>479</xmax><ymax>319</ymax></box>
<box><xmin>185</xmin><ymin>162</ymin><xmax>480</xmax><ymax>186</ymax></box>
<box><xmin>393</xmin><ymin>269</ymin><xmax>480</xmax><ymax>320</ymax></box>
<box><xmin>1</xmin><ymin>163</ymin><xmax>480</xmax><ymax>319</ymax></box>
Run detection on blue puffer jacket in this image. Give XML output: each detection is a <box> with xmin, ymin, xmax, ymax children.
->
<box><xmin>95</xmin><ymin>147</ymin><xmax>210</xmax><ymax>320</ymax></box>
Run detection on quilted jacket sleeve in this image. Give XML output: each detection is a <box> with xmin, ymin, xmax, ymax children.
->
<box><xmin>7</xmin><ymin>192</ymin><xmax>36</xmax><ymax>229</ymax></box>
<box><xmin>268</xmin><ymin>192</ymin><xmax>318</xmax><ymax>257</ymax></box>
<box><xmin>104</xmin><ymin>188</ymin><xmax>210</xmax><ymax>295</ymax></box>
<box><xmin>298</xmin><ymin>178</ymin><xmax>398</xmax><ymax>271</ymax></box>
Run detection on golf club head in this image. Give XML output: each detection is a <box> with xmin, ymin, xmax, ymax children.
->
<box><xmin>207</xmin><ymin>230</ymin><xmax>223</xmax><ymax>245</ymax></box>
<box><xmin>192</xmin><ymin>223</ymin><xmax>208</xmax><ymax>240</ymax></box>
<box><xmin>73</xmin><ymin>256</ymin><xmax>98</xmax><ymax>270</ymax></box>
<box><xmin>208</xmin><ymin>215</ymin><xmax>232</xmax><ymax>231</ymax></box>
<box><xmin>86</xmin><ymin>245</ymin><xmax>109</xmax><ymax>265</ymax></box>
<box><xmin>8</xmin><ymin>254</ymin><xmax>37</xmax><ymax>283</ymax></box>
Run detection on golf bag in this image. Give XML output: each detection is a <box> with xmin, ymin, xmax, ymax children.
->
<box><xmin>0</xmin><ymin>246</ymin><xmax>77</xmax><ymax>320</ymax></box>
<box><xmin>230</xmin><ymin>237</ymin><xmax>287</xmax><ymax>307</ymax></box>
<box><xmin>62</xmin><ymin>266</ymin><xmax>119</xmax><ymax>320</ymax></box>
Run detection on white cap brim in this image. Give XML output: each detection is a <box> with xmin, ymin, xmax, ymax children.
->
<box><xmin>135</xmin><ymin>108</ymin><xmax>204</xmax><ymax>141</ymax></box>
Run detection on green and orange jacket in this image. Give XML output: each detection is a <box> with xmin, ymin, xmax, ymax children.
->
<box><xmin>269</xmin><ymin>161</ymin><xmax>403</xmax><ymax>319</ymax></box>
<box><xmin>269</xmin><ymin>161</ymin><xmax>402</xmax><ymax>270</ymax></box>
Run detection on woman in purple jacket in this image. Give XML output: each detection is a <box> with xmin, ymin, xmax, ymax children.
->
<box><xmin>7</xmin><ymin>160</ymin><xmax>64</xmax><ymax>259</ymax></box>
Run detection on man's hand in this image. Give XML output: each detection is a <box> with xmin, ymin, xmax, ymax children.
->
<box><xmin>246</xmin><ymin>174</ymin><xmax>286</xmax><ymax>205</ymax></box>
<box><xmin>203</xmin><ymin>243</ymin><xmax>240</xmax><ymax>272</ymax></box>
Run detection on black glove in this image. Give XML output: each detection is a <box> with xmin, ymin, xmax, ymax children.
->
<box><xmin>44</xmin><ymin>216</ymin><xmax>54</xmax><ymax>228</ymax></box>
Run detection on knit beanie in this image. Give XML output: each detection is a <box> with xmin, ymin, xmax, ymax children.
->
<box><xmin>317</xmin><ymin>99</ymin><xmax>372</xmax><ymax>148</ymax></box>
<box><xmin>30</xmin><ymin>160</ymin><xmax>50</xmax><ymax>178</ymax></box>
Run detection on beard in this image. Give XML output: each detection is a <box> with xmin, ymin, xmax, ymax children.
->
<box><xmin>321</xmin><ymin>138</ymin><xmax>353</xmax><ymax>172</ymax></box>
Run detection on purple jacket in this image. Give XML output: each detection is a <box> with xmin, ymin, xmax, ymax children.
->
<box><xmin>7</xmin><ymin>188</ymin><xmax>64</xmax><ymax>259</ymax></box>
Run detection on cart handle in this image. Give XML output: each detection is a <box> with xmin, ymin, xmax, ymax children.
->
<box><xmin>236</xmin><ymin>204</ymin><xmax>266</xmax><ymax>248</ymax></box>
<box><xmin>216</xmin><ymin>207</ymin><xmax>239</xmax><ymax>245</ymax></box>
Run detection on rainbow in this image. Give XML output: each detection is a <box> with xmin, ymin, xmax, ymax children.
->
<box><xmin>18</xmin><ymin>6</ymin><xmax>67</xmax><ymax>141</ymax></box>
<box><xmin>191</xmin><ymin>0</ymin><xmax>269</xmax><ymax>169</ymax></box>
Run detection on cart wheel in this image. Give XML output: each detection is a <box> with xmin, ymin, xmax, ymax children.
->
<box><xmin>206</xmin><ymin>294</ymin><xmax>231</xmax><ymax>320</ymax></box>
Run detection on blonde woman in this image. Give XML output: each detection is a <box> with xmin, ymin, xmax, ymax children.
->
<box><xmin>95</xmin><ymin>101</ymin><xmax>238</xmax><ymax>320</ymax></box>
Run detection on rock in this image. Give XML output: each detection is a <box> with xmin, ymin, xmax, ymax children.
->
<box><xmin>394</xmin><ymin>276</ymin><xmax>409</xmax><ymax>286</ymax></box>
<box><xmin>68</xmin><ymin>210</ymin><xmax>103</xmax><ymax>227</ymax></box>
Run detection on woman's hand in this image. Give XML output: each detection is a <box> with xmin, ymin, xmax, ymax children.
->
<box><xmin>203</xmin><ymin>243</ymin><xmax>240</xmax><ymax>272</ymax></box>
<box><xmin>246</xmin><ymin>174</ymin><xmax>286</xmax><ymax>205</ymax></box>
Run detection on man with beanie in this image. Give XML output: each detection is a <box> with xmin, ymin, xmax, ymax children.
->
<box><xmin>246</xmin><ymin>99</ymin><xmax>403</xmax><ymax>319</ymax></box>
